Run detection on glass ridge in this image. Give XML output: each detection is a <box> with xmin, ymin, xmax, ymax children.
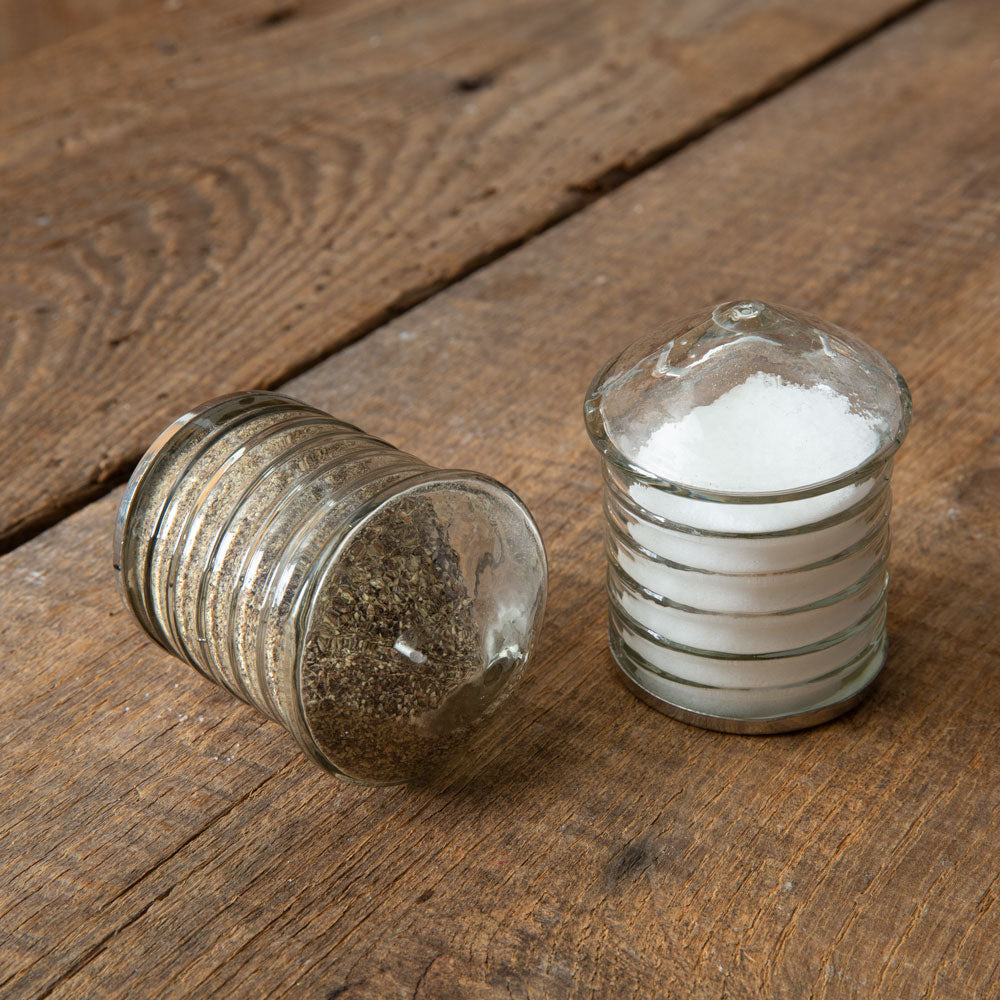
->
<box><xmin>585</xmin><ymin>300</ymin><xmax>911</xmax><ymax>731</ymax></box>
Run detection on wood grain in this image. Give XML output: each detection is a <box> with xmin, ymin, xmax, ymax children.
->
<box><xmin>0</xmin><ymin>1</ymin><xmax>155</xmax><ymax>64</ymax></box>
<box><xmin>3</xmin><ymin>0</ymin><xmax>999</xmax><ymax>996</ymax></box>
<box><xmin>0</xmin><ymin>0</ymin><xmax>923</xmax><ymax>550</ymax></box>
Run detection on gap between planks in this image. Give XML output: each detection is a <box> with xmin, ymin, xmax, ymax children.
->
<box><xmin>0</xmin><ymin>0</ymin><xmax>937</xmax><ymax>560</ymax></box>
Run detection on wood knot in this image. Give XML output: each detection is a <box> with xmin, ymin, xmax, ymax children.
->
<box><xmin>257</xmin><ymin>5</ymin><xmax>298</xmax><ymax>29</ymax></box>
<box><xmin>454</xmin><ymin>72</ymin><xmax>496</xmax><ymax>93</ymax></box>
<box><xmin>609</xmin><ymin>838</ymin><xmax>655</xmax><ymax>885</ymax></box>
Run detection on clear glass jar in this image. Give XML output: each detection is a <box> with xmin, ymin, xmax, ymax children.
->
<box><xmin>585</xmin><ymin>301</ymin><xmax>911</xmax><ymax>732</ymax></box>
<box><xmin>114</xmin><ymin>391</ymin><xmax>547</xmax><ymax>783</ymax></box>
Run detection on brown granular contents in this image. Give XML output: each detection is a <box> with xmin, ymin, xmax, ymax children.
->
<box><xmin>118</xmin><ymin>392</ymin><xmax>542</xmax><ymax>785</ymax></box>
<box><xmin>173</xmin><ymin>418</ymin><xmax>336</xmax><ymax>695</ymax></box>
<box><xmin>148</xmin><ymin>407</ymin><xmax>296</xmax><ymax>649</ymax></box>
<box><xmin>247</xmin><ymin>457</ymin><xmax>424</xmax><ymax>723</ymax></box>
<box><xmin>299</xmin><ymin>492</ymin><xmax>515</xmax><ymax>784</ymax></box>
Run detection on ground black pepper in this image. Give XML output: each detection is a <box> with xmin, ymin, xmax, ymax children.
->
<box><xmin>115</xmin><ymin>392</ymin><xmax>546</xmax><ymax>784</ymax></box>
<box><xmin>299</xmin><ymin>491</ymin><xmax>520</xmax><ymax>783</ymax></box>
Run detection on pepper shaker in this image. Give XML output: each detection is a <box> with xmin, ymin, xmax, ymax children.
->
<box><xmin>115</xmin><ymin>391</ymin><xmax>547</xmax><ymax>783</ymax></box>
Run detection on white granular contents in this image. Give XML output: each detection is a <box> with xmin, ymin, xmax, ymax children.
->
<box><xmin>635</xmin><ymin>372</ymin><xmax>881</xmax><ymax>492</ymax></box>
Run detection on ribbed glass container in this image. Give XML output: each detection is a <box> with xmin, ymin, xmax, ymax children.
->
<box><xmin>585</xmin><ymin>301</ymin><xmax>911</xmax><ymax>732</ymax></box>
<box><xmin>115</xmin><ymin>391</ymin><xmax>547</xmax><ymax>782</ymax></box>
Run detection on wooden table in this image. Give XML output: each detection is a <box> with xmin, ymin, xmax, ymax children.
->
<box><xmin>2</xmin><ymin>1</ymin><xmax>998</xmax><ymax>996</ymax></box>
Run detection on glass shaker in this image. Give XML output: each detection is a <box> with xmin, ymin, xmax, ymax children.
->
<box><xmin>114</xmin><ymin>391</ymin><xmax>547</xmax><ymax>783</ymax></box>
<box><xmin>585</xmin><ymin>301</ymin><xmax>911</xmax><ymax>732</ymax></box>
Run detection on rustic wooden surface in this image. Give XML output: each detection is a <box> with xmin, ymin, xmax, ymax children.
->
<box><xmin>2</xmin><ymin>0</ymin><xmax>999</xmax><ymax>997</ymax></box>
<box><xmin>0</xmin><ymin>1</ymin><xmax>152</xmax><ymax>64</ymax></box>
<box><xmin>0</xmin><ymin>0</ymin><xmax>923</xmax><ymax>550</ymax></box>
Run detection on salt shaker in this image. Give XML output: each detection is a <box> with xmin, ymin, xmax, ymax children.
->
<box><xmin>114</xmin><ymin>391</ymin><xmax>547</xmax><ymax>783</ymax></box>
<box><xmin>584</xmin><ymin>301</ymin><xmax>911</xmax><ymax>732</ymax></box>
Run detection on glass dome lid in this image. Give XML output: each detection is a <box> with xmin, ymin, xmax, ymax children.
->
<box><xmin>584</xmin><ymin>300</ymin><xmax>912</xmax><ymax>502</ymax></box>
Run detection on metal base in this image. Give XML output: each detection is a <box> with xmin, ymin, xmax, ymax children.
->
<box><xmin>612</xmin><ymin>649</ymin><xmax>883</xmax><ymax>735</ymax></box>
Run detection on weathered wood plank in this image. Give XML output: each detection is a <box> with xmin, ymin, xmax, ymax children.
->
<box><xmin>0</xmin><ymin>0</ymin><xmax>922</xmax><ymax>549</ymax></box>
<box><xmin>2</xmin><ymin>0</ymin><xmax>999</xmax><ymax>996</ymax></box>
<box><xmin>0</xmin><ymin>1</ymin><xmax>156</xmax><ymax>64</ymax></box>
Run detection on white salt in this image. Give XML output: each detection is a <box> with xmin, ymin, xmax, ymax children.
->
<box><xmin>635</xmin><ymin>372</ymin><xmax>881</xmax><ymax>493</ymax></box>
<box><xmin>628</xmin><ymin>373</ymin><xmax>885</xmax><ymax>536</ymax></box>
<box><xmin>615</xmin><ymin>371</ymin><xmax>889</xmax><ymax>704</ymax></box>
